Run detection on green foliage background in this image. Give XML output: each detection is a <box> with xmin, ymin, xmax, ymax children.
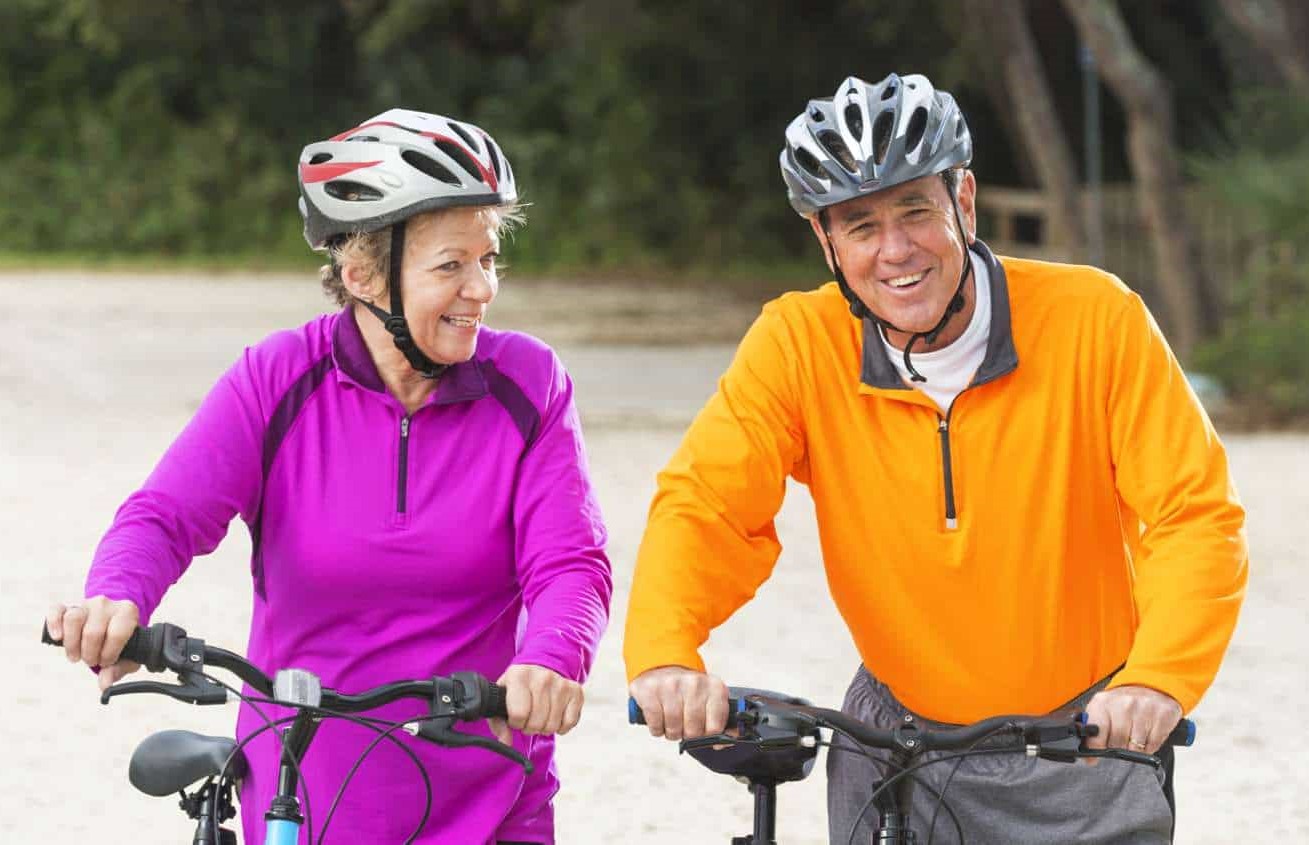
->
<box><xmin>0</xmin><ymin>0</ymin><xmax>1233</xmax><ymax>273</ymax></box>
<box><xmin>1191</xmin><ymin>89</ymin><xmax>1309</xmax><ymax>421</ymax></box>
<box><xmin>3</xmin><ymin>0</ymin><xmax>1306</xmax><ymax>417</ymax></box>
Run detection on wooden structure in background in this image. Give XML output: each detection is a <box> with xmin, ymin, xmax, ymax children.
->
<box><xmin>975</xmin><ymin>185</ymin><xmax>1255</xmax><ymax>346</ymax></box>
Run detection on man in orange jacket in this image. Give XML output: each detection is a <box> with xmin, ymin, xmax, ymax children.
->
<box><xmin>623</xmin><ymin>73</ymin><xmax>1247</xmax><ymax>842</ymax></box>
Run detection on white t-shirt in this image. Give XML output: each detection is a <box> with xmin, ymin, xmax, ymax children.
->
<box><xmin>881</xmin><ymin>251</ymin><xmax>991</xmax><ymax>413</ymax></box>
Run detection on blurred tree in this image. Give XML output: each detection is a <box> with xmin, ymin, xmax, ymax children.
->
<box><xmin>1061</xmin><ymin>0</ymin><xmax>1220</xmax><ymax>357</ymax></box>
<box><xmin>960</xmin><ymin>0</ymin><xmax>1085</xmax><ymax>257</ymax></box>
<box><xmin>1215</xmin><ymin>0</ymin><xmax>1309</xmax><ymax>91</ymax></box>
<box><xmin>0</xmin><ymin>0</ymin><xmax>1261</xmax><ymax>301</ymax></box>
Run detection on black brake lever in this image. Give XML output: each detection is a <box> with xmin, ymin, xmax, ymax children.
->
<box><xmin>1030</xmin><ymin>720</ymin><xmax>1162</xmax><ymax>768</ymax></box>
<box><xmin>1027</xmin><ymin>720</ymin><xmax>1092</xmax><ymax>764</ymax></box>
<box><xmin>408</xmin><ymin>716</ymin><xmax>534</xmax><ymax>773</ymax></box>
<box><xmin>1077</xmin><ymin>747</ymin><xmax>1162</xmax><ymax>768</ymax></box>
<box><xmin>101</xmin><ymin>670</ymin><xmax>228</xmax><ymax>706</ymax></box>
<box><xmin>678</xmin><ymin>733</ymin><xmax>742</xmax><ymax>754</ymax></box>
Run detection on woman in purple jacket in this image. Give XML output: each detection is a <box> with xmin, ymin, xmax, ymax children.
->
<box><xmin>45</xmin><ymin>109</ymin><xmax>613</xmax><ymax>844</ymax></box>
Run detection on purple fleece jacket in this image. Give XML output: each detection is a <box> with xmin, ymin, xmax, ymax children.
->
<box><xmin>85</xmin><ymin>308</ymin><xmax>612</xmax><ymax>844</ymax></box>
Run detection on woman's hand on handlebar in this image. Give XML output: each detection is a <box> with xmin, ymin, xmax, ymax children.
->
<box><xmin>628</xmin><ymin>665</ymin><xmax>730</xmax><ymax>742</ymax></box>
<box><xmin>491</xmin><ymin>663</ymin><xmax>584</xmax><ymax>745</ymax></box>
<box><xmin>45</xmin><ymin>597</ymin><xmax>142</xmax><ymax>691</ymax></box>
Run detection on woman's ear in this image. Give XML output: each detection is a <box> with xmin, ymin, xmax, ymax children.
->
<box><xmin>341</xmin><ymin>260</ymin><xmax>383</xmax><ymax>302</ymax></box>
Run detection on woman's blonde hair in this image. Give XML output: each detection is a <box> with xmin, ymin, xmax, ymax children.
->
<box><xmin>319</xmin><ymin>202</ymin><xmax>525</xmax><ymax>307</ymax></box>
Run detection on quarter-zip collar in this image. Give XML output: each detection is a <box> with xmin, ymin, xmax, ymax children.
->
<box><xmin>859</xmin><ymin>239</ymin><xmax>1019</xmax><ymax>393</ymax></box>
<box><xmin>331</xmin><ymin>307</ymin><xmax>489</xmax><ymax>405</ymax></box>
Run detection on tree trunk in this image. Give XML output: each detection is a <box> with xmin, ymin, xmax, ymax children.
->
<box><xmin>1216</xmin><ymin>0</ymin><xmax>1309</xmax><ymax>91</ymax></box>
<box><xmin>964</xmin><ymin>0</ymin><xmax>1086</xmax><ymax>259</ymax></box>
<box><xmin>1060</xmin><ymin>0</ymin><xmax>1221</xmax><ymax>358</ymax></box>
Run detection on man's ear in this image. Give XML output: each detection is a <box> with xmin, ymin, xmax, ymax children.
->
<box><xmin>808</xmin><ymin>215</ymin><xmax>837</xmax><ymax>274</ymax></box>
<box><xmin>956</xmin><ymin>170</ymin><xmax>978</xmax><ymax>244</ymax></box>
<box><xmin>341</xmin><ymin>260</ymin><xmax>383</xmax><ymax>302</ymax></box>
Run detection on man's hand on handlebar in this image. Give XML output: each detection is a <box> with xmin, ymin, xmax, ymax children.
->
<box><xmin>628</xmin><ymin>665</ymin><xmax>730</xmax><ymax>741</ymax></box>
<box><xmin>46</xmin><ymin>597</ymin><xmax>142</xmax><ymax>692</ymax></box>
<box><xmin>1082</xmin><ymin>684</ymin><xmax>1183</xmax><ymax>763</ymax></box>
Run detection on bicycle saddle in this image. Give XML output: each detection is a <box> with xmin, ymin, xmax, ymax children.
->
<box><xmin>683</xmin><ymin>687</ymin><xmax>820</xmax><ymax>784</ymax></box>
<box><xmin>128</xmin><ymin>730</ymin><xmax>249</xmax><ymax>796</ymax></box>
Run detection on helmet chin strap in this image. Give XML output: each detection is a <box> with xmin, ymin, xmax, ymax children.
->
<box><xmin>354</xmin><ymin>221</ymin><xmax>448</xmax><ymax>380</ymax></box>
<box><xmin>819</xmin><ymin>175</ymin><xmax>974</xmax><ymax>383</ymax></box>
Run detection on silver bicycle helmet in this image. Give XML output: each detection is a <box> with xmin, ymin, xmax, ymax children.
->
<box><xmin>298</xmin><ymin>108</ymin><xmax>517</xmax><ymax>249</ymax></box>
<box><xmin>779</xmin><ymin>73</ymin><xmax>971</xmax><ymax>218</ymax></box>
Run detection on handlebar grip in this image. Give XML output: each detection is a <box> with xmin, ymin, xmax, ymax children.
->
<box><xmin>43</xmin><ymin>621</ymin><xmax>170</xmax><ymax>672</ymax></box>
<box><xmin>1077</xmin><ymin>712</ymin><xmax>1196</xmax><ymax>748</ymax></box>
<box><xmin>484</xmin><ymin>683</ymin><xmax>509</xmax><ymax>720</ymax></box>
<box><xmin>627</xmin><ymin>696</ymin><xmax>744</xmax><ymax>727</ymax></box>
<box><xmin>115</xmin><ymin>626</ymin><xmax>159</xmax><ymax>668</ymax></box>
<box><xmin>1166</xmin><ymin>718</ymin><xmax>1196</xmax><ymax>748</ymax></box>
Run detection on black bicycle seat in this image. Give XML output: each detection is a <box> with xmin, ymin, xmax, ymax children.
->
<box><xmin>683</xmin><ymin>687</ymin><xmax>820</xmax><ymax>784</ymax></box>
<box><xmin>128</xmin><ymin>730</ymin><xmax>249</xmax><ymax>797</ymax></box>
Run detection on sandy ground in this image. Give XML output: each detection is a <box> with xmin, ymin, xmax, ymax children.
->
<box><xmin>2</xmin><ymin>272</ymin><xmax>1306</xmax><ymax>844</ymax></box>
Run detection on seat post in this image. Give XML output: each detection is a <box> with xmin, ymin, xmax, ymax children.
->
<box><xmin>731</xmin><ymin>778</ymin><xmax>779</xmax><ymax>845</ymax></box>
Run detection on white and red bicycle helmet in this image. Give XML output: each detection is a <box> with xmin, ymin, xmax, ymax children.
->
<box><xmin>298</xmin><ymin>108</ymin><xmax>517</xmax><ymax>249</ymax></box>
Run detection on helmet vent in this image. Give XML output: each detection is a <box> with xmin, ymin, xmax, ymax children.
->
<box><xmin>308</xmin><ymin>153</ymin><xmax>333</xmax><ymax>165</ymax></box>
<box><xmin>486</xmin><ymin>140</ymin><xmax>503</xmax><ymax>181</ymax></box>
<box><xmin>347</xmin><ymin>135</ymin><xmax>380</xmax><ymax>142</ymax></box>
<box><xmin>402</xmin><ymin>150</ymin><xmax>462</xmax><ymax>186</ymax></box>
<box><xmin>906</xmin><ymin>107</ymin><xmax>929</xmax><ymax>154</ymax></box>
<box><xmin>818</xmin><ymin>131</ymin><xmax>856</xmax><ymax>173</ymax></box>
<box><xmin>882</xmin><ymin>83</ymin><xmax>897</xmax><ymax>101</ymax></box>
<box><xmin>872</xmin><ymin>110</ymin><xmax>894</xmax><ymax>166</ymax></box>
<box><xmin>843</xmin><ymin>105</ymin><xmax>864</xmax><ymax>140</ymax></box>
<box><xmin>325</xmin><ymin>180</ymin><xmax>383</xmax><ymax>202</ymax></box>
<box><xmin>794</xmin><ymin>147</ymin><xmax>825</xmax><ymax>180</ymax></box>
<box><xmin>434</xmin><ymin>140</ymin><xmax>485</xmax><ymax>185</ymax></box>
<box><xmin>450</xmin><ymin>123</ymin><xmax>482</xmax><ymax>153</ymax></box>
<box><xmin>809</xmin><ymin>107</ymin><xmax>825</xmax><ymax>122</ymax></box>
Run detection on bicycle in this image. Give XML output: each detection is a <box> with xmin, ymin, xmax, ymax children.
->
<box><xmin>629</xmin><ymin>686</ymin><xmax>1196</xmax><ymax>845</ymax></box>
<box><xmin>43</xmin><ymin>620</ymin><xmax>530</xmax><ymax>845</ymax></box>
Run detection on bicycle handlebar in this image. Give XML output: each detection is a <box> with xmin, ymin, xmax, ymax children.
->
<box><xmin>42</xmin><ymin>621</ymin><xmax>519</xmax><ymax>764</ymax></box>
<box><xmin>782</xmin><ymin>700</ymin><xmax>1192</xmax><ymax>752</ymax></box>
<box><xmin>627</xmin><ymin>691</ymin><xmax>1195</xmax><ymax>759</ymax></box>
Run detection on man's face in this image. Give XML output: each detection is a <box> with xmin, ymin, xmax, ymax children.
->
<box><xmin>811</xmin><ymin>171</ymin><xmax>976</xmax><ymax>337</ymax></box>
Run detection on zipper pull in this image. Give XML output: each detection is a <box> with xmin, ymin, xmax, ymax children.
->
<box><xmin>401</xmin><ymin>417</ymin><xmax>410</xmax><ymax>437</ymax></box>
<box><xmin>938</xmin><ymin>418</ymin><xmax>948</xmax><ymax>433</ymax></box>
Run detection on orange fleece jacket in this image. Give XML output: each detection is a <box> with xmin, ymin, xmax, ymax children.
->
<box><xmin>623</xmin><ymin>246</ymin><xmax>1247</xmax><ymax>723</ymax></box>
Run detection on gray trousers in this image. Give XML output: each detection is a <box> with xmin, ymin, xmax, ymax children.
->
<box><xmin>827</xmin><ymin>666</ymin><xmax>1175</xmax><ymax>845</ymax></box>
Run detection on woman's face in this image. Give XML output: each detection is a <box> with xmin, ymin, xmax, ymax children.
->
<box><xmin>395</xmin><ymin>207</ymin><xmax>501</xmax><ymax>365</ymax></box>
